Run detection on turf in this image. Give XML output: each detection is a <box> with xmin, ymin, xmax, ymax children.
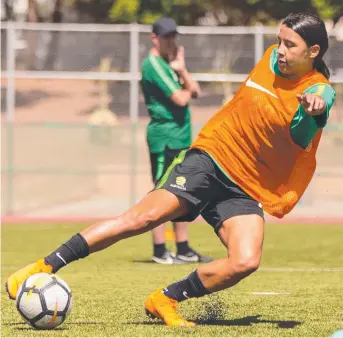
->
<box><xmin>1</xmin><ymin>222</ymin><xmax>343</xmax><ymax>337</ymax></box>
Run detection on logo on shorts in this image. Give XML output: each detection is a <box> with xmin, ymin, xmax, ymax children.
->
<box><xmin>170</xmin><ymin>176</ymin><xmax>187</xmax><ymax>191</ymax></box>
<box><xmin>176</xmin><ymin>176</ymin><xmax>186</xmax><ymax>187</ymax></box>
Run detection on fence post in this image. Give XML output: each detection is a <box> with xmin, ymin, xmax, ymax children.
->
<box><xmin>254</xmin><ymin>23</ymin><xmax>264</xmax><ymax>65</ymax></box>
<box><xmin>129</xmin><ymin>23</ymin><xmax>140</xmax><ymax>205</ymax></box>
<box><xmin>5</xmin><ymin>21</ymin><xmax>16</xmax><ymax>216</ymax></box>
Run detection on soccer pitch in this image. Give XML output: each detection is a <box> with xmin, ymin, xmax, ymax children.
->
<box><xmin>1</xmin><ymin>222</ymin><xmax>342</xmax><ymax>337</ymax></box>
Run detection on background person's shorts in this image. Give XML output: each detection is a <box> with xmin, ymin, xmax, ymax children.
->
<box><xmin>155</xmin><ymin>148</ymin><xmax>264</xmax><ymax>233</ymax></box>
<box><xmin>149</xmin><ymin>147</ymin><xmax>188</xmax><ymax>184</ymax></box>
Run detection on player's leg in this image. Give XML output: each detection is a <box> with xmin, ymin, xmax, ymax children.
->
<box><xmin>151</xmin><ymin>224</ymin><xmax>175</xmax><ymax>264</ymax></box>
<box><xmin>145</xmin><ymin>214</ymin><xmax>264</xmax><ymax>327</ymax></box>
<box><xmin>6</xmin><ymin>188</ymin><xmax>190</xmax><ymax>300</ymax></box>
<box><xmin>197</xmin><ymin>214</ymin><xmax>264</xmax><ymax>290</ymax></box>
<box><xmin>81</xmin><ymin>189</ymin><xmax>189</xmax><ymax>252</ymax></box>
<box><xmin>6</xmin><ymin>148</ymin><xmax>208</xmax><ymax>300</ymax></box>
<box><xmin>150</xmin><ymin>150</ymin><xmax>176</xmax><ymax>264</ymax></box>
<box><xmin>173</xmin><ymin>221</ymin><xmax>212</xmax><ymax>263</ymax></box>
<box><xmin>164</xmin><ymin>147</ymin><xmax>212</xmax><ymax>264</ymax></box>
<box><xmin>145</xmin><ymin>171</ymin><xmax>264</xmax><ymax>327</ymax></box>
<box><xmin>173</xmin><ymin>221</ymin><xmax>188</xmax><ymax>242</ymax></box>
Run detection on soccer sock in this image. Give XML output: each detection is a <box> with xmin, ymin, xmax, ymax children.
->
<box><xmin>163</xmin><ymin>270</ymin><xmax>211</xmax><ymax>302</ymax></box>
<box><xmin>153</xmin><ymin>243</ymin><xmax>166</xmax><ymax>257</ymax></box>
<box><xmin>176</xmin><ymin>240</ymin><xmax>191</xmax><ymax>255</ymax></box>
<box><xmin>44</xmin><ymin>233</ymin><xmax>89</xmax><ymax>273</ymax></box>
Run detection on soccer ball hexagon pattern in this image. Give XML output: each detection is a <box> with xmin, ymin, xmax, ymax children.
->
<box><xmin>16</xmin><ymin>273</ymin><xmax>72</xmax><ymax>330</ymax></box>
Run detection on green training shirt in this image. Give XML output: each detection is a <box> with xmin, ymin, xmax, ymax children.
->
<box><xmin>141</xmin><ymin>54</ymin><xmax>192</xmax><ymax>153</ymax></box>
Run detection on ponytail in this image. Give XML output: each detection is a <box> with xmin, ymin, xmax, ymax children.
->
<box><xmin>314</xmin><ymin>58</ymin><xmax>330</xmax><ymax>79</ymax></box>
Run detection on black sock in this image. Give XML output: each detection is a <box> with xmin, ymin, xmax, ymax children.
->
<box><xmin>176</xmin><ymin>241</ymin><xmax>191</xmax><ymax>255</ymax></box>
<box><xmin>153</xmin><ymin>243</ymin><xmax>166</xmax><ymax>257</ymax></box>
<box><xmin>44</xmin><ymin>233</ymin><xmax>89</xmax><ymax>273</ymax></box>
<box><xmin>163</xmin><ymin>270</ymin><xmax>211</xmax><ymax>302</ymax></box>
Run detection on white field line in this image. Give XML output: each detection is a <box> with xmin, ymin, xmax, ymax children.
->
<box><xmin>110</xmin><ymin>266</ymin><xmax>343</xmax><ymax>272</ymax></box>
<box><xmin>259</xmin><ymin>267</ymin><xmax>343</xmax><ymax>272</ymax></box>
<box><xmin>251</xmin><ymin>292</ymin><xmax>291</xmax><ymax>295</ymax></box>
<box><xmin>2</xmin><ymin>265</ymin><xmax>343</xmax><ymax>272</ymax></box>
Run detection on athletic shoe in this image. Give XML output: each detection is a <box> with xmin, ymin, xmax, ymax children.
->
<box><xmin>152</xmin><ymin>250</ymin><xmax>185</xmax><ymax>264</ymax></box>
<box><xmin>176</xmin><ymin>248</ymin><xmax>213</xmax><ymax>263</ymax></box>
<box><xmin>145</xmin><ymin>288</ymin><xmax>195</xmax><ymax>327</ymax></box>
<box><xmin>5</xmin><ymin>259</ymin><xmax>53</xmax><ymax>300</ymax></box>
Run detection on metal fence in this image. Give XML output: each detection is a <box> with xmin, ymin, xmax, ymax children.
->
<box><xmin>1</xmin><ymin>22</ymin><xmax>343</xmax><ymax>221</ymax></box>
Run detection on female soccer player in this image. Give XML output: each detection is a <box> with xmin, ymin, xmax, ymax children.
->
<box><xmin>6</xmin><ymin>13</ymin><xmax>336</xmax><ymax>327</ymax></box>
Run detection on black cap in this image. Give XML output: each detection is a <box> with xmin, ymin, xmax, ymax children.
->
<box><xmin>152</xmin><ymin>17</ymin><xmax>178</xmax><ymax>36</ymax></box>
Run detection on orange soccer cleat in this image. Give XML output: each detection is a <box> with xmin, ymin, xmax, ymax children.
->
<box><xmin>145</xmin><ymin>288</ymin><xmax>195</xmax><ymax>327</ymax></box>
<box><xmin>5</xmin><ymin>259</ymin><xmax>53</xmax><ymax>300</ymax></box>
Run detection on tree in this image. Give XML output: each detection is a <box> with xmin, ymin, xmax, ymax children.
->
<box><xmin>72</xmin><ymin>0</ymin><xmax>114</xmax><ymax>23</ymax></box>
<box><xmin>3</xmin><ymin>0</ymin><xmax>342</xmax><ymax>25</ymax></box>
<box><xmin>109</xmin><ymin>0</ymin><xmax>139</xmax><ymax>23</ymax></box>
<box><xmin>107</xmin><ymin>0</ymin><xmax>343</xmax><ymax>26</ymax></box>
<box><xmin>312</xmin><ymin>0</ymin><xmax>343</xmax><ymax>24</ymax></box>
<box><xmin>108</xmin><ymin>0</ymin><xmax>209</xmax><ymax>24</ymax></box>
<box><xmin>204</xmin><ymin>0</ymin><xmax>343</xmax><ymax>25</ymax></box>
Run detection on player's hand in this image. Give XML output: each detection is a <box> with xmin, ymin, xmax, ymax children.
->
<box><xmin>296</xmin><ymin>93</ymin><xmax>326</xmax><ymax>116</ymax></box>
<box><xmin>169</xmin><ymin>46</ymin><xmax>186</xmax><ymax>73</ymax></box>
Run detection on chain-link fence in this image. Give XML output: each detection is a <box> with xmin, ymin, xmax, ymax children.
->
<box><xmin>1</xmin><ymin>22</ymin><xmax>343</xmax><ymax>221</ymax></box>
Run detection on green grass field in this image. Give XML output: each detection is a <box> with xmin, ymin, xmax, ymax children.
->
<box><xmin>1</xmin><ymin>222</ymin><xmax>343</xmax><ymax>337</ymax></box>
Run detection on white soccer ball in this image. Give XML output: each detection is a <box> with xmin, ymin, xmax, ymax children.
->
<box><xmin>16</xmin><ymin>273</ymin><xmax>72</xmax><ymax>330</ymax></box>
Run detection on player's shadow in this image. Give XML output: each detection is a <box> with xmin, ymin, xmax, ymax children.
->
<box><xmin>14</xmin><ymin>327</ymin><xmax>67</xmax><ymax>331</ymax></box>
<box><xmin>193</xmin><ymin>315</ymin><xmax>302</xmax><ymax>328</ymax></box>
<box><xmin>133</xmin><ymin>315</ymin><xmax>302</xmax><ymax>328</ymax></box>
<box><xmin>8</xmin><ymin>323</ymin><xmax>67</xmax><ymax>331</ymax></box>
<box><xmin>132</xmin><ymin>259</ymin><xmax>159</xmax><ymax>264</ymax></box>
<box><xmin>7</xmin><ymin>321</ymin><xmax>103</xmax><ymax>331</ymax></box>
<box><xmin>132</xmin><ymin>259</ymin><xmax>197</xmax><ymax>264</ymax></box>
<box><xmin>67</xmin><ymin>321</ymin><xmax>106</xmax><ymax>325</ymax></box>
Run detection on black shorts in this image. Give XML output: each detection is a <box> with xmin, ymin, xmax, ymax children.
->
<box><xmin>155</xmin><ymin>148</ymin><xmax>264</xmax><ymax>233</ymax></box>
<box><xmin>150</xmin><ymin>147</ymin><xmax>188</xmax><ymax>184</ymax></box>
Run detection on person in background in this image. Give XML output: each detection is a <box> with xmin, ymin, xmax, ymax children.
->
<box><xmin>140</xmin><ymin>17</ymin><xmax>212</xmax><ymax>264</ymax></box>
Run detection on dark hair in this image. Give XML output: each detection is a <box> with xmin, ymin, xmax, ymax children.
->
<box><xmin>282</xmin><ymin>13</ymin><xmax>330</xmax><ymax>79</ymax></box>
